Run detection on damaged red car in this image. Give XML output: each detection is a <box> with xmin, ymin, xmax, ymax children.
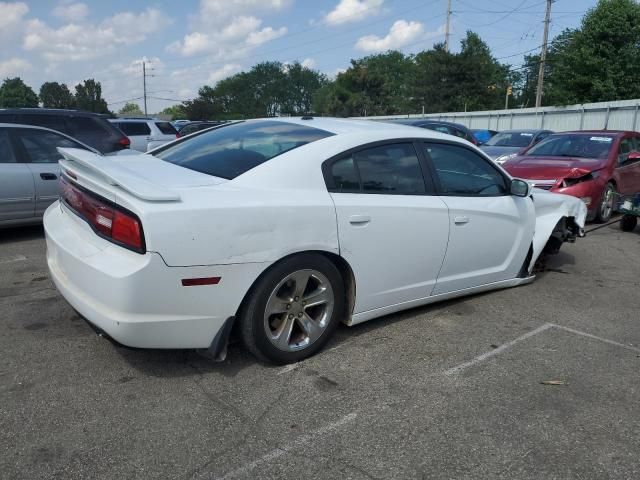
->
<box><xmin>502</xmin><ymin>131</ymin><xmax>640</xmax><ymax>222</ymax></box>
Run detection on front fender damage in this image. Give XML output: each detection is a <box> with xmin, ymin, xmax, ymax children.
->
<box><xmin>527</xmin><ymin>188</ymin><xmax>587</xmax><ymax>274</ymax></box>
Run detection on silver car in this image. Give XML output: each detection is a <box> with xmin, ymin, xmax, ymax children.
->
<box><xmin>0</xmin><ymin>123</ymin><xmax>94</xmax><ymax>228</ymax></box>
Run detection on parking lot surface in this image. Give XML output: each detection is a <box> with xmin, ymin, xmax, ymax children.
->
<box><xmin>1</xmin><ymin>223</ymin><xmax>639</xmax><ymax>479</ymax></box>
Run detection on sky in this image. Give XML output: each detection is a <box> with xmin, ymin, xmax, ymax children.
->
<box><xmin>0</xmin><ymin>0</ymin><xmax>599</xmax><ymax>113</ymax></box>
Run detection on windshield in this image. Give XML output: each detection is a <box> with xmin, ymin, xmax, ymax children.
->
<box><xmin>525</xmin><ymin>133</ymin><xmax>614</xmax><ymax>159</ymax></box>
<box><xmin>154</xmin><ymin>120</ymin><xmax>333</xmax><ymax>179</ymax></box>
<box><xmin>485</xmin><ymin>131</ymin><xmax>535</xmax><ymax>147</ymax></box>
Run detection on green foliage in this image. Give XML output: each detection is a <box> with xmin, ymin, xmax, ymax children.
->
<box><xmin>160</xmin><ymin>104</ymin><xmax>187</xmax><ymax>119</ymax></box>
<box><xmin>0</xmin><ymin>77</ymin><xmax>39</xmax><ymax>108</ymax></box>
<box><xmin>39</xmin><ymin>82</ymin><xmax>75</xmax><ymax>109</ymax></box>
<box><xmin>118</xmin><ymin>102</ymin><xmax>143</xmax><ymax>115</ymax></box>
<box><xmin>74</xmin><ymin>79</ymin><xmax>110</xmax><ymax>114</ymax></box>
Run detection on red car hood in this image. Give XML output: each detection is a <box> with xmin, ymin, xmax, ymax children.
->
<box><xmin>504</xmin><ymin>155</ymin><xmax>606</xmax><ymax>180</ymax></box>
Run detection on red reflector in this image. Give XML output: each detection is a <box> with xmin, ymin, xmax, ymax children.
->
<box><xmin>181</xmin><ymin>277</ymin><xmax>221</xmax><ymax>287</ymax></box>
<box><xmin>118</xmin><ymin>137</ymin><xmax>131</xmax><ymax>147</ymax></box>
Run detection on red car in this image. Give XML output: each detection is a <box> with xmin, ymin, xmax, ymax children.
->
<box><xmin>503</xmin><ymin>130</ymin><xmax>640</xmax><ymax>222</ymax></box>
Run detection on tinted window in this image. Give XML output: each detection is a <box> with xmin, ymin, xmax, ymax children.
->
<box><xmin>155</xmin><ymin>120</ymin><xmax>333</xmax><ymax>179</ymax></box>
<box><xmin>67</xmin><ymin>117</ymin><xmax>116</xmax><ymax>136</ymax></box>
<box><xmin>618</xmin><ymin>138</ymin><xmax>634</xmax><ymax>164</ymax></box>
<box><xmin>330</xmin><ymin>157</ymin><xmax>360</xmax><ymax>191</ymax></box>
<box><xmin>17</xmin><ymin>129</ymin><xmax>83</xmax><ymax>163</ymax></box>
<box><xmin>329</xmin><ymin>143</ymin><xmax>426</xmax><ymax>194</ymax></box>
<box><xmin>526</xmin><ymin>134</ymin><xmax>614</xmax><ymax>160</ymax></box>
<box><xmin>485</xmin><ymin>131</ymin><xmax>535</xmax><ymax>147</ymax></box>
<box><xmin>15</xmin><ymin>114</ymin><xmax>67</xmax><ymax>133</ymax></box>
<box><xmin>425</xmin><ymin>143</ymin><xmax>507</xmax><ymax>196</ymax></box>
<box><xmin>423</xmin><ymin>124</ymin><xmax>454</xmax><ymax>136</ymax></box>
<box><xmin>0</xmin><ymin>129</ymin><xmax>16</xmax><ymax>163</ymax></box>
<box><xmin>155</xmin><ymin>122</ymin><xmax>177</xmax><ymax>135</ymax></box>
<box><xmin>117</xmin><ymin>122</ymin><xmax>151</xmax><ymax>136</ymax></box>
<box><xmin>178</xmin><ymin>124</ymin><xmax>201</xmax><ymax>136</ymax></box>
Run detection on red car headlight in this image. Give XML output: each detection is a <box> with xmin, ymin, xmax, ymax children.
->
<box><xmin>562</xmin><ymin>170</ymin><xmax>600</xmax><ymax>188</ymax></box>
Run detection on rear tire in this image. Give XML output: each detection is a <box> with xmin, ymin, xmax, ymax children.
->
<box><xmin>594</xmin><ymin>182</ymin><xmax>615</xmax><ymax>223</ymax></box>
<box><xmin>621</xmin><ymin>214</ymin><xmax>637</xmax><ymax>232</ymax></box>
<box><xmin>239</xmin><ymin>253</ymin><xmax>345</xmax><ymax>364</ymax></box>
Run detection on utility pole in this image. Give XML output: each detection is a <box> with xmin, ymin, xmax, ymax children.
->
<box><xmin>444</xmin><ymin>0</ymin><xmax>452</xmax><ymax>52</ymax></box>
<box><xmin>505</xmin><ymin>85</ymin><xmax>512</xmax><ymax>110</ymax></box>
<box><xmin>142</xmin><ymin>61</ymin><xmax>148</xmax><ymax>117</ymax></box>
<box><xmin>535</xmin><ymin>0</ymin><xmax>553</xmax><ymax>108</ymax></box>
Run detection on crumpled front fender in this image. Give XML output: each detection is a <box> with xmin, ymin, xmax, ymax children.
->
<box><xmin>528</xmin><ymin>188</ymin><xmax>587</xmax><ymax>272</ymax></box>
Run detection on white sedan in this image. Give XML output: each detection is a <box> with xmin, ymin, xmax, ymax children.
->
<box><xmin>43</xmin><ymin>118</ymin><xmax>586</xmax><ymax>364</ymax></box>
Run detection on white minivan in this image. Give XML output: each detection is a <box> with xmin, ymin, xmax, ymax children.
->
<box><xmin>110</xmin><ymin>118</ymin><xmax>177</xmax><ymax>152</ymax></box>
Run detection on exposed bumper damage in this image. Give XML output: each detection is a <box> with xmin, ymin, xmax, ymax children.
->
<box><xmin>528</xmin><ymin>188</ymin><xmax>587</xmax><ymax>274</ymax></box>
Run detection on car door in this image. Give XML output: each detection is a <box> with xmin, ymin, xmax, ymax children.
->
<box><xmin>0</xmin><ymin>128</ymin><xmax>34</xmax><ymax>222</ymax></box>
<box><xmin>325</xmin><ymin>142</ymin><xmax>450</xmax><ymax>314</ymax></box>
<box><xmin>12</xmin><ymin>128</ymin><xmax>87</xmax><ymax>217</ymax></box>
<box><xmin>421</xmin><ymin>141</ymin><xmax>535</xmax><ymax>295</ymax></box>
<box><xmin>614</xmin><ymin>136</ymin><xmax>640</xmax><ymax>195</ymax></box>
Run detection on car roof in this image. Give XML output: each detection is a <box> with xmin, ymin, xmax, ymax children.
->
<box><xmin>111</xmin><ymin>118</ymin><xmax>159</xmax><ymax>122</ymax></box>
<box><xmin>258</xmin><ymin>116</ymin><xmax>465</xmax><ymax>138</ymax></box>
<box><xmin>561</xmin><ymin>130</ymin><xmax>630</xmax><ymax>135</ymax></box>
<box><xmin>0</xmin><ymin>108</ymin><xmax>101</xmax><ymax>117</ymax></box>
<box><xmin>387</xmin><ymin>118</ymin><xmax>468</xmax><ymax>128</ymax></box>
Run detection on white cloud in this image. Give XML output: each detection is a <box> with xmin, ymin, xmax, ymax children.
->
<box><xmin>52</xmin><ymin>2</ymin><xmax>88</xmax><ymax>22</ymax></box>
<box><xmin>301</xmin><ymin>58</ymin><xmax>316</xmax><ymax>69</ymax></box>
<box><xmin>355</xmin><ymin>20</ymin><xmax>424</xmax><ymax>52</ymax></box>
<box><xmin>0</xmin><ymin>57</ymin><xmax>31</xmax><ymax>77</ymax></box>
<box><xmin>23</xmin><ymin>8</ymin><xmax>172</xmax><ymax>63</ymax></box>
<box><xmin>169</xmin><ymin>0</ymin><xmax>290</xmax><ymax>57</ymax></box>
<box><xmin>0</xmin><ymin>1</ymin><xmax>28</xmax><ymax>29</ymax></box>
<box><xmin>325</xmin><ymin>0</ymin><xmax>384</xmax><ymax>26</ymax></box>
<box><xmin>207</xmin><ymin>64</ymin><xmax>242</xmax><ymax>83</ymax></box>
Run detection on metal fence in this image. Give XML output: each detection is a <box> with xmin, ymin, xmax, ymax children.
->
<box><xmin>353</xmin><ymin>98</ymin><xmax>640</xmax><ymax>132</ymax></box>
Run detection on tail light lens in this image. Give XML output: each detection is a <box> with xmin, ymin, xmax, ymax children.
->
<box><xmin>60</xmin><ymin>175</ymin><xmax>145</xmax><ymax>253</ymax></box>
<box><xmin>118</xmin><ymin>137</ymin><xmax>131</xmax><ymax>148</ymax></box>
<box><xmin>175</xmin><ymin>133</ymin><xmax>181</xmax><ymax>138</ymax></box>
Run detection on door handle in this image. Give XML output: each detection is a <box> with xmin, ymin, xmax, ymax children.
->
<box><xmin>40</xmin><ymin>173</ymin><xmax>58</xmax><ymax>180</ymax></box>
<box><xmin>454</xmin><ymin>216</ymin><xmax>469</xmax><ymax>225</ymax></box>
<box><xmin>349</xmin><ymin>215</ymin><xmax>371</xmax><ymax>225</ymax></box>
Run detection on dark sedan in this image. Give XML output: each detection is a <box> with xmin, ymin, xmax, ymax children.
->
<box><xmin>481</xmin><ymin>129</ymin><xmax>553</xmax><ymax>164</ymax></box>
<box><xmin>384</xmin><ymin>119</ymin><xmax>478</xmax><ymax>145</ymax></box>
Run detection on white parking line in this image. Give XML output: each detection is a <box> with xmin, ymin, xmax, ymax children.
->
<box><xmin>444</xmin><ymin>322</ymin><xmax>640</xmax><ymax>376</ymax></box>
<box><xmin>0</xmin><ymin>254</ymin><xmax>27</xmax><ymax>264</ymax></box>
<box><xmin>444</xmin><ymin>323</ymin><xmax>554</xmax><ymax>376</ymax></box>
<box><xmin>213</xmin><ymin>412</ymin><xmax>357</xmax><ymax>480</ymax></box>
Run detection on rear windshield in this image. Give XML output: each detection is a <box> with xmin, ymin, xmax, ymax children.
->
<box><xmin>485</xmin><ymin>131</ymin><xmax>535</xmax><ymax>147</ymax></box>
<box><xmin>525</xmin><ymin>133</ymin><xmax>614</xmax><ymax>159</ymax></box>
<box><xmin>155</xmin><ymin>122</ymin><xmax>177</xmax><ymax>135</ymax></box>
<box><xmin>154</xmin><ymin>120</ymin><xmax>334</xmax><ymax>179</ymax></box>
<box><xmin>116</xmin><ymin>122</ymin><xmax>151</xmax><ymax>136</ymax></box>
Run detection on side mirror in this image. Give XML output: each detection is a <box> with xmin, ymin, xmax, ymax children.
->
<box><xmin>510</xmin><ymin>178</ymin><xmax>531</xmax><ymax>197</ymax></box>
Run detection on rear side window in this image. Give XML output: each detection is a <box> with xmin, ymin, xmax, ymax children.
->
<box><xmin>155</xmin><ymin>120</ymin><xmax>333</xmax><ymax>179</ymax></box>
<box><xmin>328</xmin><ymin>143</ymin><xmax>427</xmax><ymax>194</ymax></box>
<box><xmin>16</xmin><ymin>114</ymin><xmax>67</xmax><ymax>133</ymax></box>
<box><xmin>117</xmin><ymin>122</ymin><xmax>151</xmax><ymax>136</ymax></box>
<box><xmin>0</xmin><ymin>129</ymin><xmax>17</xmax><ymax>163</ymax></box>
<box><xmin>155</xmin><ymin>122</ymin><xmax>177</xmax><ymax>135</ymax></box>
<box><xmin>16</xmin><ymin>129</ymin><xmax>84</xmax><ymax>163</ymax></box>
<box><xmin>178</xmin><ymin>124</ymin><xmax>200</xmax><ymax>136</ymax></box>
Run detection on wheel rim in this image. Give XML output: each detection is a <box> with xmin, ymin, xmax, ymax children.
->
<box><xmin>600</xmin><ymin>185</ymin><xmax>614</xmax><ymax>219</ymax></box>
<box><xmin>263</xmin><ymin>269</ymin><xmax>334</xmax><ymax>352</ymax></box>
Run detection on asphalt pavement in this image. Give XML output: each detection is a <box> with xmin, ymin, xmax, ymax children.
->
<box><xmin>1</xmin><ymin>222</ymin><xmax>639</xmax><ymax>479</ymax></box>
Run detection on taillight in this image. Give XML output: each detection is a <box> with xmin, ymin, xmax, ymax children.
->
<box><xmin>60</xmin><ymin>175</ymin><xmax>145</xmax><ymax>253</ymax></box>
<box><xmin>118</xmin><ymin>137</ymin><xmax>131</xmax><ymax>148</ymax></box>
<box><xmin>176</xmin><ymin>133</ymin><xmax>181</xmax><ymax>138</ymax></box>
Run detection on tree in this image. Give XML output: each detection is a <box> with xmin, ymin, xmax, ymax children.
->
<box><xmin>118</xmin><ymin>102</ymin><xmax>143</xmax><ymax>116</ymax></box>
<box><xmin>160</xmin><ymin>104</ymin><xmax>186</xmax><ymax>119</ymax></box>
<box><xmin>534</xmin><ymin>0</ymin><xmax>640</xmax><ymax>105</ymax></box>
<box><xmin>0</xmin><ymin>77</ymin><xmax>38</xmax><ymax>108</ymax></box>
<box><xmin>39</xmin><ymin>82</ymin><xmax>75</xmax><ymax>109</ymax></box>
<box><xmin>74</xmin><ymin>79</ymin><xmax>110</xmax><ymax>113</ymax></box>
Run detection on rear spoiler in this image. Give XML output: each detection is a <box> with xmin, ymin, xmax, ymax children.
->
<box><xmin>58</xmin><ymin>148</ymin><xmax>181</xmax><ymax>202</ymax></box>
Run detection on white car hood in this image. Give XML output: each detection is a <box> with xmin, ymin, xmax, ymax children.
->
<box><xmin>529</xmin><ymin>188</ymin><xmax>587</xmax><ymax>270</ymax></box>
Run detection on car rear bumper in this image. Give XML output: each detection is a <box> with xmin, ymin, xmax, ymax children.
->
<box><xmin>44</xmin><ymin>201</ymin><xmax>265</xmax><ymax>349</ymax></box>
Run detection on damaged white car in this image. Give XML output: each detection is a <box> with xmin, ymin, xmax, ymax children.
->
<box><xmin>43</xmin><ymin>118</ymin><xmax>586</xmax><ymax>364</ymax></box>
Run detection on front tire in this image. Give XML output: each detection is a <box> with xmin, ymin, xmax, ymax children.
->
<box><xmin>239</xmin><ymin>253</ymin><xmax>345</xmax><ymax>364</ymax></box>
<box><xmin>594</xmin><ymin>182</ymin><xmax>615</xmax><ymax>223</ymax></box>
